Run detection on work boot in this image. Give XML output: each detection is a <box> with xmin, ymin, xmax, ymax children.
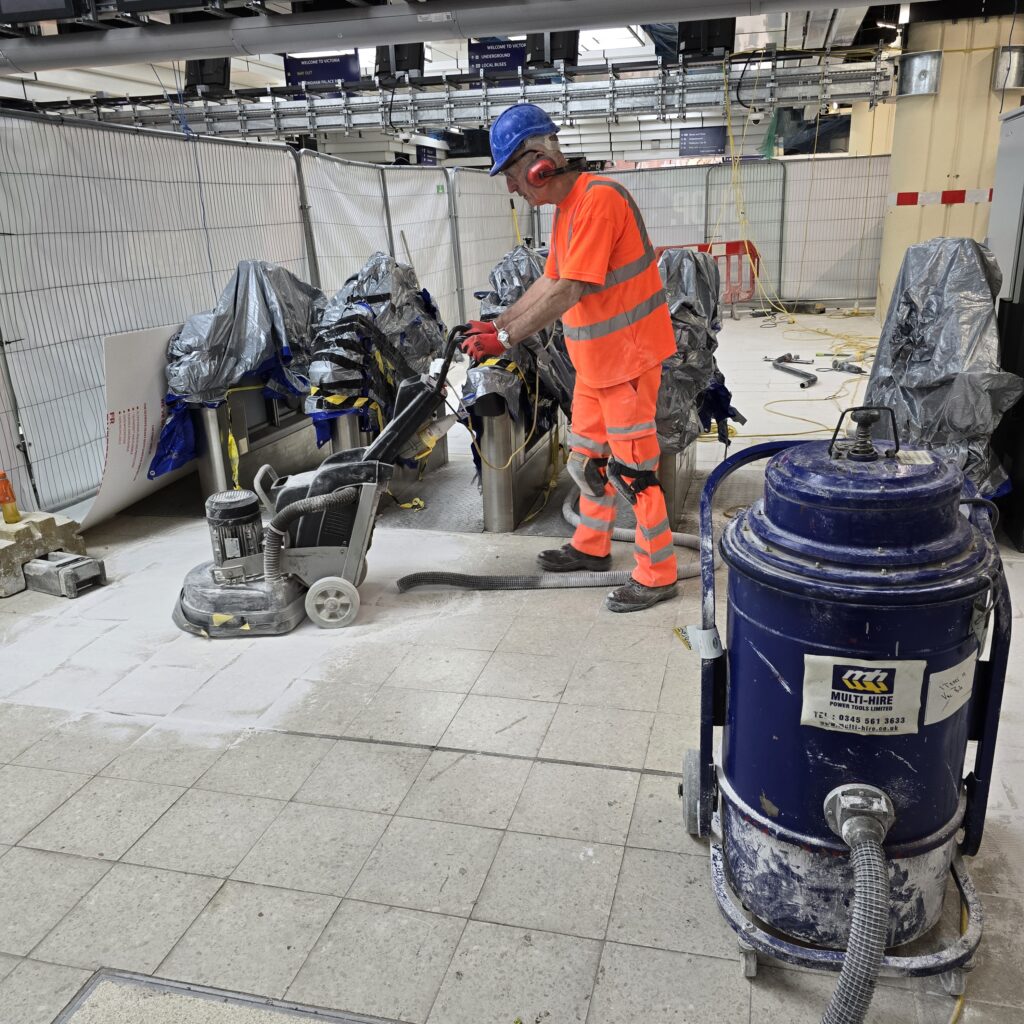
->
<box><xmin>605</xmin><ymin>578</ymin><xmax>678</xmax><ymax>613</ymax></box>
<box><xmin>537</xmin><ymin>544</ymin><xmax>612</xmax><ymax>573</ymax></box>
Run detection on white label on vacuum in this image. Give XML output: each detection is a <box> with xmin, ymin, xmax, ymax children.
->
<box><xmin>801</xmin><ymin>655</ymin><xmax>925</xmax><ymax>735</ymax></box>
<box><xmin>896</xmin><ymin>449</ymin><xmax>933</xmax><ymax>466</ymax></box>
<box><xmin>223</xmin><ymin>537</ymin><xmax>241</xmax><ymax>559</ymax></box>
<box><xmin>924</xmin><ymin>655</ymin><xmax>977</xmax><ymax>726</ymax></box>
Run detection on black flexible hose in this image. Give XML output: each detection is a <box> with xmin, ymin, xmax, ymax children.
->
<box><xmin>821</xmin><ymin>835</ymin><xmax>891</xmax><ymax>1024</ymax></box>
<box><xmin>263</xmin><ymin>487</ymin><xmax>357</xmax><ymax>582</ymax></box>
<box><xmin>961</xmin><ymin>496</ymin><xmax>1000</xmax><ymax>529</ymax></box>
<box><xmin>396</xmin><ymin>489</ymin><xmax>713</xmax><ymax>593</ymax></box>
<box><xmin>398</xmin><ymin>569</ymin><xmax>635</xmax><ymax>593</ymax></box>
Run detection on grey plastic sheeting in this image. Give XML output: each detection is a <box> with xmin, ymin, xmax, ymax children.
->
<box><xmin>464</xmin><ymin>245</ymin><xmax>724</xmax><ymax>449</ymax></box>
<box><xmin>657</xmin><ymin>247</ymin><xmax>723</xmax><ymax>454</ymax></box>
<box><xmin>466</xmin><ymin>244</ymin><xmax>575</xmax><ymax>416</ymax></box>
<box><xmin>304</xmin><ymin>252</ymin><xmax>446</xmax><ymax>421</ymax></box>
<box><xmin>166</xmin><ymin>260</ymin><xmax>326</xmax><ymax>405</ymax></box>
<box><xmin>865</xmin><ymin>238</ymin><xmax>1024</xmax><ymax>495</ymax></box>
<box><xmin>320</xmin><ymin>252</ymin><xmax>446</xmax><ymax>374</ymax></box>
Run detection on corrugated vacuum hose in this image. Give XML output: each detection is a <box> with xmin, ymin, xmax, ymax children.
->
<box><xmin>263</xmin><ymin>487</ymin><xmax>358</xmax><ymax>582</ymax></box>
<box><xmin>822</xmin><ymin>786</ymin><xmax>896</xmax><ymax>1024</ymax></box>
<box><xmin>397</xmin><ymin>489</ymin><xmax>708</xmax><ymax>593</ymax></box>
<box><xmin>821</xmin><ymin>838</ymin><xmax>891</xmax><ymax>1024</ymax></box>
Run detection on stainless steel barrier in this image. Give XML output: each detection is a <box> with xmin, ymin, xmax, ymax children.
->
<box><xmin>480</xmin><ymin>413</ymin><xmax>564</xmax><ymax>533</ymax></box>
<box><xmin>197</xmin><ymin>401</ymin><xmax>321</xmax><ymax>499</ymax></box>
<box><xmin>662</xmin><ymin>444</ymin><xmax>697</xmax><ymax>530</ymax></box>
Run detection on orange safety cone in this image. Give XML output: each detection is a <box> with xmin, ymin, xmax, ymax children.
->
<box><xmin>0</xmin><ymin>470</ymin><xmax>21</xmax><ymax>524</ymax></box>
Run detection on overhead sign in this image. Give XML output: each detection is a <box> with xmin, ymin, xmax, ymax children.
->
<box><xmin>678</xmin><ymin>125</ymin><xmax>727</xmax><ymax>157</ymax></box>
<box><xmin>416</xmin><ymin>145</ymin><xmax>439</xmax><ymax>166</ymax></box>
<box><xmin>469</xmin><ymin>38</ymin><xmax>527</xmax><ymax>73</ymax></box>
<box><xmin>284</xmin><ymin>53</ymin><xmax>360</xmax><ymax>88</ymax></box>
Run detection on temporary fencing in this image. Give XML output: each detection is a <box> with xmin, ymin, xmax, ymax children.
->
<box><xmin>0</xmin><ymin>107</ymin><xmax>888</xmax><ymax>511</ymax></box>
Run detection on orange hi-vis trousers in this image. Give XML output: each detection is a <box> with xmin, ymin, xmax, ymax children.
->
<box><xmin>568</xmin><ymin>364</ymin><xmax>678</xmax><ymax>588</ymax></box>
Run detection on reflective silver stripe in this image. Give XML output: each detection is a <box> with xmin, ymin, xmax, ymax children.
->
<box><xmin>608</xmin><ymin>421</ymin><xmax>656</xmax><ymax>436</ymax></box>
<box><xmin>585</xmin><ymin>180</ymin><xmax>656</xmax><ymax>289</ymax></box>
<box><xmin>568</xmin><ymin>431</ymin><xmax>610</xmax><ymax>455</ymax></box>
<box><xmin>616</xmin><ymin>456</ymin><xmax>660</xmax><ymax>472</ymax></box>
<box><xmin>564</xmin><ymin>178</ymin><xmax>656</xmax><ymax>293</ymax></box>
<box><xmin>639</xmin><ymin>517</ymin><xmax>670</xmax><ymax>541</ymax></box>
<box><xmin>604</xmin><ymin>252</ymin><xmax>654</xmax><ymax>289</ymax></box>
<box><xmin>579</xmin><ymin>512</ymin><xmax>615</xmax><ymax>532</ymax></box>
<box><xmin>565</xmin><ymin>287</ymin><xmax>667</xmax><ymax>342</ymax></box>
<box><xmin>551</xmin><ymin>209</ymin><xmax>561</xmax><ymax>276</ymax></box>
<box><xmin>636</xmin><ymin>543</ymin><xmax>676</xmax><ymax>565</ymax></box>
<box><xmin>584</xmin><ymin>490</ymin><xmax>616</xmax><ymax>508</ymax></box>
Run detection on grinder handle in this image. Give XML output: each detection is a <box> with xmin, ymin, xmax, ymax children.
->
<box><xmin>435</xmin><ymin>325</ymin><xmax>469</xmax><ymax>395</ymax></box>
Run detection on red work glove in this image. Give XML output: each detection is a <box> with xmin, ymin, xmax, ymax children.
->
<box><xmin>460</xmin><ymin>320</ymin><xmax>507</xmax><ymax>361</ymax></box>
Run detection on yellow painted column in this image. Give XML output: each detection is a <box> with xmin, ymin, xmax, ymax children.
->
<box><xmin>877</xmin><ymin>15</ymin><xmax>1019</xmax><ymax>314</ymax></box>
<box><xmin>849</xmin><ymin>100</ymin><xmax>895</xmax><ymax>156</ymax></box>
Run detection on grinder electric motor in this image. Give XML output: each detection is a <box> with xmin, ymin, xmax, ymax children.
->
<box><xmin>173</xmin><ymin>326</ymin><xmax>467</xmax><ymax>638</ymax></box>
<box><xmin>681</xmin><ymin>407</ymin><xmax>1010</xmax><ymax>1019</ymax></box>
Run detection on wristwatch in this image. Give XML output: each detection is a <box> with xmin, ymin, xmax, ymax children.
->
<box><xmin>496</xmin><ymin>327</ymin><xmax>511</xmax><ymax>349</ymax></box>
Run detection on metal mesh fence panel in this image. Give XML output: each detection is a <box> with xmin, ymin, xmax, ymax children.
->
<box><xmin>0</xmin><ymin>112</ymin><xmax>307</xmax><ymax>511</ymax></box>
<box><xmin>706</xmin><ymin>161</ymin><xmax>785</xmax><ymax>300</ymax></box>
<box><xmin>780</xmin><ymin>155</ymin><xmax>889</xmax><ymax>303</ymax></box>
<box><xmin>0</xmin><ymin>354</ymin><xmax>32</xmax><ymax>512</ymax></box>
<box><xmin>451</xmin><ymin>169</ymin><xmax>525</xmax><ymax>317</ymax></box>
<box><xmin>299</xmin><ymin>152</ymin><xmax>390</xmax><ymax>294</ymax></box>
<box><xmin>381</xmin><ymin>166</ymin><xmax>460</xmax><ymax>328</ymax></box>
<box><xmin>605</xmin><ymin>167</ymin><xmax>708</xmax><ymax>249</ymax></box>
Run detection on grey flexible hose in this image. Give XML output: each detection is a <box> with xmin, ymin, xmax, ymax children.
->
<box><xmin>821</xmin><ymin>835</ymin><xmax>891</xmax><ymax>1024</ymax></box>
<box><xmin>398</xmin><ymin>569</ymin><xmax>636</xmax><ymax>592</ymax></box>
<box><xmin>263</xmin><ymin>487</ymin><xmax>357</xmax><ymax>582</ymax></box>
<box><xmin>561</xmin><ymin>493</ymin><xmax>701</xmax><ymax>551</ymax></box>
<box><xmin>397</xmin><ymin>489</ymin><xmax>710</xmax><ymax>593</ymax></box>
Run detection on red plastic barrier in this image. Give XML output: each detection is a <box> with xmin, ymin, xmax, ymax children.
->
<box><xmin>655</xmin><ymin>240</ymin><xmax>761</xmax><ymax>316</ymax></box>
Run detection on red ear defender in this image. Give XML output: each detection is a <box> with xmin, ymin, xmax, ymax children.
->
<box><xmin>525</xmin><ymin>155</ymin><xmax>558</xmax><ymax>187</ymax></box>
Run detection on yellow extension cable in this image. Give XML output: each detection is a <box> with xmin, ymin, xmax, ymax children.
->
<box><xmin>706</xmin><ymin>53</ymin><xmax>884</xmax><ymax>441</ymax></box>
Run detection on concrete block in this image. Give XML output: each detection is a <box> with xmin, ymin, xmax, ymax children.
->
<box><xmin>0</xmin><ymin>513</ymin><xmax>88</xmax><ymax>598</ymax></box>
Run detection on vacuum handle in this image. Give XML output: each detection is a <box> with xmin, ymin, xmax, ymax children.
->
<box><xmin>828</xmin><ymin>406</ymin><xmax>900</xmax><ymax>458</ymax></box>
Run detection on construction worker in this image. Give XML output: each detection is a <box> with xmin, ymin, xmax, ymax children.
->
<box><xmin>460</xmin><ymin>104</ymin><xmax>678</xmax><ymax>613</ymax></box>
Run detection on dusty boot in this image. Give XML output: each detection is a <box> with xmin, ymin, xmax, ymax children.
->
<box><xmin>537</xmin><ymin>544</ymin><xmax>612</xmax><ymax>573</ymax></box>
<box><xmin>605</xmin><ymin>578</ymin><xmax>678</xmax><ymax>613</ymax></box>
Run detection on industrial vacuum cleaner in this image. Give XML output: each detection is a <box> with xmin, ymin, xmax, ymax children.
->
<box><xmin>173</xmin><ymin>325</ymin><xmax>467</xmax><ymax>637</ymax></box>
<box><xmin>681</xmin><ymin>406</ymin><xmax>1010</xmax><ymax>1023</ymax></box>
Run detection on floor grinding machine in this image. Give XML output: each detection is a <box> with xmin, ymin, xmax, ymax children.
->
<box><xmin>173</xmin><ymin>326</ymin><xmax>467</xmax><ymax>637</ymax></box>
<box><xmin>681</xmin><ymin>407</ymin><xmax>1010</xmax><ymax>1022</ymax></box>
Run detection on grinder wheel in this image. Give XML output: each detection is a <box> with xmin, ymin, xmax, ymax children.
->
<box><xmin>305</xmin><ymin>576</ymin><xmax>360</xmax><ymax>629</ymax></box>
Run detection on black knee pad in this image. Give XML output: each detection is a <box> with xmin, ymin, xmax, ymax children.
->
<box><xmin>606</xmin><ymin>458</ymin><xmax>661</xmax><ymax>506</ymax></box>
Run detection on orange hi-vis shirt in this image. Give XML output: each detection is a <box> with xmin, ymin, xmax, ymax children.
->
<box><xmin>545</xmin><ymin>173</ymin><xmax>675</xmax><ymax>388</ymax></box>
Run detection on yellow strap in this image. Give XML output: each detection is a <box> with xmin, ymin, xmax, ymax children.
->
<box><xmin>223</xmin><ymin>385</ymin><xmax>271</xmax><ymax>491</ymax></box>
<box><xmin>226</xmin><ymin>429</ymin><xmax>241</xmax><ymax>489</ymax></box>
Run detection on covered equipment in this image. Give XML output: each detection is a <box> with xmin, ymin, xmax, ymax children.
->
<box><xmin>865</xmin><ymin>237</ymin><xmax>1024</xmax><ymax>497</ymax></box>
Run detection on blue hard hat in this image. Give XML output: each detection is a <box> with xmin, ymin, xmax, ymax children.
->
<box><xmin>488</xmin><ymin>103</ymin><xmax>559</xmax><ymax>176</ymax></box>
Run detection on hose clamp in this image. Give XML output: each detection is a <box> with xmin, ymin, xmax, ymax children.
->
<box><xmin>824</xmin><ymin>784</ymin><xmax>896</xmax><ymax>846</ymax></box>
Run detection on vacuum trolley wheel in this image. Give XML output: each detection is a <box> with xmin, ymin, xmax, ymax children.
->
<box><xmin>305</xmin><ymin>576</ymin><xmax>360</xmax><ymax>629</ymax></box>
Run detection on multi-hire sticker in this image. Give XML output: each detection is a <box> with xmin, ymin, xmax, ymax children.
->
<box><xmin>801</xmin><ymin>656</ymin><xmax>926</xmax><ymax>736</ymax></box>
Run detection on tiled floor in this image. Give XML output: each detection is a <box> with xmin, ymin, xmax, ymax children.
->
<box><xmin>0</xmin><ymin>314</ymin><xmax>1022</xmax><ymax>1023</ymax></box>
